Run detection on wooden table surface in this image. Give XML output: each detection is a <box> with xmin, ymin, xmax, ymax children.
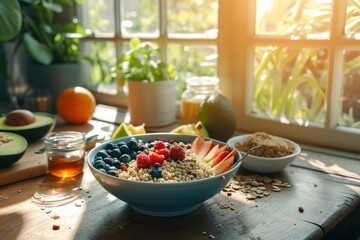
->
<box><xmin>0</xmin><ymin>118</ymin><xmax>359</xmax><ymax>240</ymax></box>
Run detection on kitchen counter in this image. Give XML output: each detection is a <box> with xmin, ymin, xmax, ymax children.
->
<box><xmin>0</xmin><ymin>116</ymin><xmax>359</xmax><ymax>240</ymax></box>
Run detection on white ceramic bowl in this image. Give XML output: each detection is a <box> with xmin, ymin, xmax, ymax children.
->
<box><xmin>88</xmin><ymin>133</ymin><xmax>241</xmax><ymax>217</ymax></box>
<box><xmin>227</xmin><ymin>134</ymin><xmax>301</xmax><ymax>174</ymax></box>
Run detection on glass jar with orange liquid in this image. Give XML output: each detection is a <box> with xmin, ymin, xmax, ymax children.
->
<box><xmin>181</xmin><ymin>76</ymin><xmax>220</xmax><ymax>124</ymax></box>
<box><xmin>45</xmin><ymin>131</ymin><xmax>85</xmax><ymax>178</ymax></box>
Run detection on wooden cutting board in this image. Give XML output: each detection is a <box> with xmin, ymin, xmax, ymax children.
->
<box><xmin>0</xmin><ymin>140</ymin><xmax>48</xmax><ymax>187</ymax></box>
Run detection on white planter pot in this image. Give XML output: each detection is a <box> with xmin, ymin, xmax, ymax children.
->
<box><xmin>128</xmin><ymin>80</ymin><xmax>176</xmax><ymax>127</ymax></box>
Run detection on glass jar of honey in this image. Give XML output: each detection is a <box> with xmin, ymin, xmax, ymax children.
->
<box><xmin>45</xmin><ymin>131</ymin><xmax>85</xmax><ymax>178</ymax></box>
<box><xmin>181</xmin><ymin>76</ymin><xmax>220</xmax><ymax>124</ymax></box>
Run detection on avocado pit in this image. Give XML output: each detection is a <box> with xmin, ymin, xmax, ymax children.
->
<box><xmin>5</xmin><ymin>109</ymin><xmax>35</xmax><ymax>126</ymax></box>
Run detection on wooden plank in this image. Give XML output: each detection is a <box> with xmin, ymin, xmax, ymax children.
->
<box><xmin>1</xmin><ymin>161</ymin><xmax>358</xmax><ymax>240</ymax></box>
<box><xmin>0</xmin><ymin>119</ymin><xmax>359</xmax><ymax>240</ymax></box>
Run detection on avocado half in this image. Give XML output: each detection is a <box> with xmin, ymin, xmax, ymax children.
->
<box><xmin>0</xmin><ymin>112</ymin><xmax>55</xmax><ymax>142</ymax></box>
<box><xmin>0</xmin><ymin>132</ymin><xmax>28</xmax><ymax>168</ymax></box>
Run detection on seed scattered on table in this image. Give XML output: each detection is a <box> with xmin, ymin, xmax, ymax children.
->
<box><xmin>223</xmin><ymin>174</ymin><xmax>291</xmax><ymax>200</ymax></box>
<box><xmin>299</xmin><ymin>206</ymin><xmax>304</xmax><ymax>213</ymax></box>
<box><xmin>52</xmin><ymin>224</ymin><xmax>60</xmax><ymax>230</ymax></box>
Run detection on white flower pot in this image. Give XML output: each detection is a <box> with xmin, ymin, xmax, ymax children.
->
<box><xmin>128</xmin><ymin>80</ymin><xmax>176</xmax><ymax>127</ymax></box>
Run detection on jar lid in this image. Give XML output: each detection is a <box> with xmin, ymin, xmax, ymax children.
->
<box><xmin>185</xmin><ymin>76</ymin><xmax>219</xmax><ymax>87</ymax></box>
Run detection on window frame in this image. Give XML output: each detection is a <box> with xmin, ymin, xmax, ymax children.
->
<box><xmin>218</xmin><ymin>0</ymin><xmax>359</xmax><ymax>152</ymax></box>
<box><xmin>80</xmin><ymin>0</ymin><xmax>360</xmax><ymax>153</ymax></box>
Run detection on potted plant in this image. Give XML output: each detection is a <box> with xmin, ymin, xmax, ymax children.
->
<box><xmin>113</xmin><ymin>37</ymin><xmax>178</xmax><ymax>127</ymax></box>
<box><xmin>1</xmin><ymin>0</ymin><xmax>91</xmax><ymax>112</ymax></box>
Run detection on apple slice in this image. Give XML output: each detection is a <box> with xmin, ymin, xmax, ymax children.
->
<box><xmin>213</xmin><ymin>156</ymin><xmax>234</xmax><ymax>175</ymax></box>
<box><xmin>208</xmin><ymin>149</ymin><xmax>229</xmax><ymax>167</ymax></box>
<box><xmin>203</xmin><ymin>145</ymin><xmax>227</xmax><ymax>163</ymax></box>
<box><xmin>196</xmin><ymin>140</ymin><xmax>213</xmax><ymax>160</ymax></box>
<box><xmin>191</xmin><ymin>136</ymin><xmax>205</xmax><ymax>155</ymax></box>
<box><xmin>202</xmin><ymin>144</ymin><xmax>219</xmax><ymax>162</ymax></box>
<box><xmin>222</xmin><ymin>149</ymin><xmax>237</xmax><ymax>162</ymax></box>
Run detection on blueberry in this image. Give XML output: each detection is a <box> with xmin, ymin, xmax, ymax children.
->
<box><xmin>105</xmin><ymin>143</ymin><xmax>115</xmax><ymax>150</ymax></box>
<box><xmin>150</xmin><ymin>166</ymin><xmax>162</xmax><ymax>179</ymax></box>
<box><xmin>94</xmin><ymin>161</ymin><xmax>106</xmax><ymax>170</ymax></box>
<box><xmin>94</xmin><ymin>157</ymin><xmax>103</xmax><ymax>163</ymax></box>
<box><xmin>112</xmin><ymin>159</ymin><xmax>121</xmax><ymax>169</ymax></box>
<box><xmin>110</xmin><ymin>148</ymin><xmax>122</xmax><ymax>158</ymax></box>
<box><xmin>108</xmin><ymin>166</ymin><xmax>118</xmax><ymax>171</ymax></box>
<box><xmin>103</xmin><ymin>157</ymin><xmax>113</xmax><ymax>165</ymax></box>
<box><xmin>119</xmin><ymin>145</ymin><xmax>129</xmax><ymax>154</ymax></box>
<box><xmin>105</xmin><ymin>164</ymin><xmax>111</xmax><ymax>171</ymax></box>
<box><xmin>117</xmin><ymin>141</ymin><xmax>127</xmax><ymax>147</ymax></box>
<box><xmin>127</xmin><ymin>139</ymin><xmax>138</xmax><ymax>151</ymax></box>
<box><xmin>95</xmin><ymin>150</ymin><xmax>109</xmax><ymax>159</ymax></box>
<box><xmin>106</xmin><ymin>170</ymin><xmax>118</xmax><ymax>176</ymax></box>
<box><xmin>128</xmin><ymin>151</ymin><xmax>137</xmax><ymax>160</ymax></box>
<box><xmin>98</xmin><ymin>168</ymin><xmax>106</xmax><ymax>173</ymax></box>
<box><xmin>138</xmin><ymin>144</ymin><xmax>147</xmax><ymax>151</ymax></box>
<box><xmin>119</xmin><ymin>154</ymin><xmax>131</xmax><ymax>163</ymax></box>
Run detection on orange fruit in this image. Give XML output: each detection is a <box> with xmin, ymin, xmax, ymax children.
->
<box><xmin>57</xmin><ymin>87</ymin><xmax>96</xmax><ymax>124</ymax></box>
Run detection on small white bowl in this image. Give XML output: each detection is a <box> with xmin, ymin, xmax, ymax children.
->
<box><xmin>227</xmin><ymin>134</ymin><xmax>301</xmax><ymax>174</ymax></box>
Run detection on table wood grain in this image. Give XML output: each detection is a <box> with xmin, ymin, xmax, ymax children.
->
<box><xmin>0</xmin><ymin>119</ymin><xmax>359</xmax><ymax>240</ymax></box>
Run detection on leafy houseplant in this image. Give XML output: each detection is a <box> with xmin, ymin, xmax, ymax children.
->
<box><xmin>1</xmin><ymin>0</ymin><xmax>90</xmax><ymax>111</ymax></box>
<box><xmin>113</xmin><ymin>37</ymin><xmax>178</xmax><ymax>127</ymax></box>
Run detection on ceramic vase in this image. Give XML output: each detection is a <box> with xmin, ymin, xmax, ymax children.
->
<box><xmin>128</xmin><ymin>80</ymin><xmax>176</xmax><ymax>127</ymax></box>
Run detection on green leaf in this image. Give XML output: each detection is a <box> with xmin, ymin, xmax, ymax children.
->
<box><xmin>23</xmin><ymin>33</ymin><xmax>53</xmax><ymax>65</ymax></box>
<box><xmin>0</xmin><ymin>0</ymin><xmax>22</xmax><ymax>42</ymax></box>
<box><xmin>41</xmin><ymin>0</ymin><xmax>63</xmax><ymax>13</ymax></box>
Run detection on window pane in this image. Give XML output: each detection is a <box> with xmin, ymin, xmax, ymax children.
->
<box><xmin>345</xmin><ymin>0</ymin><xmax>360</xmax><ymax>39</ymax></box>
<box><xmin>82</xmin><ymin>41</ymin><xmax>117</xmax><ymax>94</ymax></box>
<box><xmin>81</xmin><ymin>0</ymin><xmax>115</xmax><ymax>36</ymax></box>
<box><xmin>167</xmin><ymin>44</ymin><xmax>217</xmax><ymax>98</ymax></box>
<box><xmin>256</xmin><ymin>0</ymin><xmax>332</xmax><ymax>39</ymax></box>
<box><xmin>253</xmin><ymin>46</ymin><xmax>328</xmax><ymax>123</ymax></box>
<box><xmin>339</xmin><ymin>49</ymin><xmax>360</xmax><ymax>128</ymax></box>
<box><xmin>121</xmin><ymin>0</ymin><xmax>159</xmax><ymax>37</ymax></box>
<box><xmin>167</xmin><ymin>0</ymin><xmax>218</xmax><ymax>38</ymax></box>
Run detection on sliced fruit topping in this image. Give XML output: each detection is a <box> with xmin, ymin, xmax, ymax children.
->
<box><xmin>196</xmin><ymin>140</ymin><xmax>213</xmax><ymax>161</ymax></box>
<box><xmin>208</xmin><ymin>149</ymin><xmax>229</xmax><ymax>167</ymax></box>
<box><xmin>191</xmin><ymin>136</ymin><xmax>205</xmax><ymax>155</ymax></box>
<box><xmin>191</xmin><ymin>136</ymin><xmax>237</xmax><ymax>174</ymax></box>
<box><xmin>213</xmin><ymin>156</ymin><xmax>234</xmax><ymax>175</ymax></box>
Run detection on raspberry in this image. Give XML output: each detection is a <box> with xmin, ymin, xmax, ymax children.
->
<box><xmin>170</xmin><ymin>145</ymin><xmax>186</xmax><ymax>161</ymax></box>
<box><xmin>153</xmin><ymin>141</ymin><xmax>166</xmax><ymax>150</ymax></box>
<box><xmin>156</xmin><ymin>148</ymin><xmax>170</xmax><ymax>160</ymax></box>
<box><xmin>136</xmin><ymin>153</ymin><xmax>151</xmax><ymax>168</ymax></box>
<box><xmin>149</xmin><ymin>152</ymin><xmax>165</xmax><ymax>165</ymax></box>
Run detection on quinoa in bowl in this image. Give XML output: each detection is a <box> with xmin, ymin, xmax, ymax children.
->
<box><xmin>88</xmin><ymin>133</ymin><xmax>241</xmax><ymax>217</ymax></box>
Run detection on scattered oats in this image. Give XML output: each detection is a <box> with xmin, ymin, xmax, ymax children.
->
<box><xmin>245</xmin><ymin>193</ymin><xmax>256</xmax><ymax>200</ymax></box>
<box><xmin>75</xmin><ymin>199</ymin><xmax>83</xmax><ymax>207</ymax></box>
<box><xmin>257</xmin><ymin>186</ymin><xmax>266</xmax><ymax>191</ymax></box>
<box><xmin>51</xmin><ymin>214</ymin><xmax>60</xmax><ymax>219</ymax></box>
<box><xmin>40</xmin><ymin>207</ymin><xmax>45</xmax><ymax>210</ymax></box>
<box><xmin>209</xmin><ymin>235</ymin><xmax>215</xmax><ymax>239</ymax></box>
<box><xmin>46</xmin><ymin>209</ymin><xmax>52</xmax><ymax>214</ymax></box>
